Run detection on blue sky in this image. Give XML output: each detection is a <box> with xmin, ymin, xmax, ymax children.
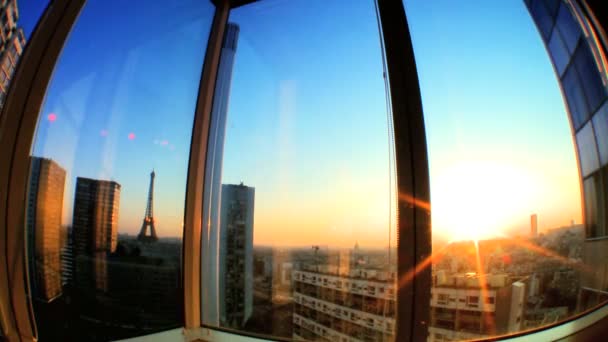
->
<box><xmin>18</xmin><ymin>0</ymin><xmax>581</xmax><ymax>243</ymax></box>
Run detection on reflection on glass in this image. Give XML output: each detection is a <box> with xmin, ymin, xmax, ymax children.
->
<box><xmin>405</xmin><ymin>0</ymin><xmax>590</xmax><ymax>340</ymax></box>
<box><xmin>25</xmin><ymin>0</ymin><xmax>214</xmax><ymax>340</ymax></box>
<box><xmin>0</xmin><ymin>0</ymin><xmax>36</xmax><ymax>109</ymax></box>
<box><xmin>201</xmin><ymin>0</ymin><xmax>397</xmax><ymax>340</ymax></box>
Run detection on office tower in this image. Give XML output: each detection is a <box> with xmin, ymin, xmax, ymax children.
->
<box><xmin>26</xmin><ymin>157</ymin><xmax>66</xmax><ymax>302</ymax></box>
<box><xmin>138</xmin><ymin>170</ymin><xmax>158</xmax><ymax>242</ymax></box>
<box><xmin>201</xmin><ymin>22</ymin><xmax>240</xmax><ymax>325</ymax></box>
<box><xmin>0</xmin><ymin>0</ymin><xmax>26</xmax><ymax>108</ymax></box>
<box><xmin>219</xmin><ymin>183</ymin><xmax>255</xmax><ymax>328</ymax></box>
<box><xmin>524</xmin><ymin>0</ymin><xmax>608</xmax><ymax>310</ymax></box>
<box><xmin>292</xmin><ymin>265</ymin><xmax>396</xmax><ymax>341</ymax></box>
<box><xmin>531</xmin><ymin>214</ymin><xmax>538</xmax><ymax>237</ymax></box>
<box><xmin>428</xmin><ymin>271</ymin><xmax>525</xmax><ymax>342</ymax></box>
<box><xmin>72</xmin><ymin>177</ymin><xmax>121</xmax><ymax>292</ymax></box>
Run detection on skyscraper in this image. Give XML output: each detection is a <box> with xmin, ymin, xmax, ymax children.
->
<box><xmin>27</xmin><ymin>157</ymin><xmax>66</xmax><ymax>302</ymax></box>
<box><xmin>0</xmin><ymin>0</ymin><xmax>26</xmax><ymax>108</ymax></box>
<box><xmin>72</xmin><ymin>177</ymin><xmax>121</xmax><ymax>292</ymax></box>
<box><xmin>531</xmin><ymin>214</ymin><xmax>538</xmax><ymax>237</ymax></box>
<box><xmin>201</xmin><ymin>22</ymin><xmax>240</xmax><ymax>325</ymax></box>
<box><xmin>219</xmin><ymin>183</ymin><xmax>255</xmax><ymax>328</ymax></box>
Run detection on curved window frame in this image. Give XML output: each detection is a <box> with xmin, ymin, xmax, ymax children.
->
<box><xmin>0</xmin><ymin>0</ymin><xmax>606</xmax><ymax>341</ymax></box>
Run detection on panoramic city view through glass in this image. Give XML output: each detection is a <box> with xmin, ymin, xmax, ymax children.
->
<box><xmin>25</xmin><ymin>0</ymin><xmax>215</xmax><ymax>340</ymax></box>
<box><xmin>15</xmin><ymin>0</ymin><xmax>607</xmax><ymax>341</ymax></box>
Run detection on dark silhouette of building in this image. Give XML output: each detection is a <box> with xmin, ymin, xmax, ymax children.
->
<box><xmin>220</xmin><ymin>182</ymin><xmax>255</xmax><ymax>328</ymax></box>
<box><xmin>26</xmin><ymin>157</ymin><xmax>66</xmax><ymax>302</ymax></box>
<box><xmin>138</xmin><ymin>170</ymin><xmax>158</xmax><ymax>242</ymax></box>
<box><xmin>71</xmin><ymin>177</ymin><xmax>121</xmax><ymax>292</ymax></box>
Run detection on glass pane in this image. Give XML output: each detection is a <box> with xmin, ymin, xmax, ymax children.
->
<box><xmin>548</xmin><ymin>29</ymin><xmax>569</xmax><ymax>77</ymax></box>
<box><xmin>592</xmin><ymin>102</ymin><xmax>608</xmax><ymax>166</ymax></box>
<box><xmin>25</xmin><ymin>0</ymin><xmax>215</xmax><ymax>340</ymax></box>
<box><xmin>555</xmin><ymin>3</ymin><xmax>581</xmax><ymax>54</ymax></box>
<box><xmin>572</xmin><ymin>43</ymin><xmax>607</xmax><ymax>114</ymax></box>
<box><xmin>583</xmin><ymin>174</ymin><xmax>602</xmax><ymax>238</ymax></box>
<box><xmin>530</xmin><ymin>0</ymin><xmax>554</xmax><ymax>40</ymax></box>
<box><xmin>576</xmin><ymin>121</ymin><xmax>600</xmax><ymax>177</ymax></box>
<box><xmin>563</xmin><ymin>62</ymin><xmax>590</xmax><ymax>130</ymax></box>
<box><xmin>0</xmin><ymin>0</ymin><xmax>49</xmax><ymax>110</ymax></box>
<box><xmin>405</xmin><ymin>0</ymin><xmax>584</xmax><ymax>340</ymax></box>
<box><xmin>201</xmin><ymin>0</ymin><xmax>397</xmax><ymax>340</ymax></box>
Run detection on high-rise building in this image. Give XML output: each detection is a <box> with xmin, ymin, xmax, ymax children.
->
<box><xmin>71</xmin><ymin>177</ymin><xmax>121</xmax><ymax>292</ymax></box>
<box><xmin>26</xmin><ymin>157</ymin><xmax>66</xmax><ymax>302</ymax></box>
<box><xmin>292</xmin><ymin>266</ymin><xmax>396</xmax><ymax>341</ymax></box>
<box><xmin>219</xmin><ymin>182</ymin><xmax>255</xmax><ymax>328</ymax></box>
<box><xmin>428</xmin><ymin>271</ymin><xmax>526</xmax><ymax>342</ymax></box>
<box><xmin>201</xmin><ymin>22</ymin><xmax>240</xmax><ymax>325</ymax></box>
<box><xmin>531</xmin><ymin>214</ymin><xmax>538</xmax><ymax>237</ymax></box>
<box><xmin>524</xmin><ymin>0</ymin><xmax>608</xmax><ymax>311</ymax></box>
<box><xmin>0</xmin><ymin>0</ymin><xmax>26</xmax><ymax>108</ymax></box>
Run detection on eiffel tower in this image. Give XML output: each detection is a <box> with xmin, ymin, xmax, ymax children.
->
<box><xmin>138</xmin><ymin>170</ymin><xmax>158</xmax><ymax>242</ymax></box>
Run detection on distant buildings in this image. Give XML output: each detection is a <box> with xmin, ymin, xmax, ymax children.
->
<box><xmin>72</xmin><ymin>177</ymin><xmax>121</xmax><ymax>292</ymax></box>
<box><xmin>524</xmin><ymin>0</ymin><xmax>608</xmax><ymax>311</ymax></box>
<box><xmin>219</xmin><ymin>182</ymin><xmax>255</xmax><ymax>328</ymax></box>
<box><xmin>531</xmin><ymin>214</ymin><xmax>538</xmax><ymax>237</ymax></box>
<box><xmin>292</xmin><ymin>266</ymin><xmax>396</xmax><ymax>341</ymax></box>
<box><xmin>0</xmin><ymin>0</ymin><xmax>26</xmax><ymax>108</ymax></box>
<box><xmin>428</xmin><ymin>271</ymin><xmax>525</xmax><ymax>342</ymax></box>
<box><xmin>27</xmin><ymin>157</ymin><xmax>66</xmax><ymax>302</ymax></box>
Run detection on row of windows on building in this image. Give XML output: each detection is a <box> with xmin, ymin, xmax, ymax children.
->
<box><xmin>0</xmin><ymin>0</ymin><xmax>25</xmax><ymax>108</ymax></box>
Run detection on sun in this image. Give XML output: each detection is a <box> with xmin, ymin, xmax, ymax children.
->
<box><xmin>431</xmin><ymin>159</ymin><xmax>539</xmax><ymax>243</ymax></box>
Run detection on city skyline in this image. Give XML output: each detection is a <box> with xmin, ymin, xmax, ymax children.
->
<box><xmin>20</xmin><ymin>0</ymin><xmax>584</xmax><ymax>246</ymax></box>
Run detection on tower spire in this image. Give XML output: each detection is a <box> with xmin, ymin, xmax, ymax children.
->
<box><xmin>138</xmin><ymin>170</ymin><xmax>158</xmax><ymax>242</ymax></box>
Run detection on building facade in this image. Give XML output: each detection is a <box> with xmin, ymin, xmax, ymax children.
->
<box><xmin>71</xmin><ymin>177</ymin><xmax>121</xmax><ymax>292</ymax></box>
<box><xmin>219</xmin><ymin>182</ymin><xmax>255</xmax><ymax>328</ymax></box>
<box><xmin>524</xmin><ymin>0</ymin><xmax>608</xmax><ymax>310</ymax></box>
<box><xmin>292</xmin><ymin>267</ymin><xmax>396</xmax><ymax>342</ymax></box>
<box><xmin>0</xmin><ymin>0</ymin><xmax>25</xmax><ymax>108</ymax></box>
<box><xmin>26</xmin><ymin>157</ymin><xmax>66</xmax><ymax>302</ymax></box>
<box><xmin>428</xmin><ymin>272</ymin><xmax>525</xmax><ymax>342</ymax></box>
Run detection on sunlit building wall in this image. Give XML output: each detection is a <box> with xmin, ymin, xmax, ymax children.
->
<box><xmin>524</xmin><ymin>0</ymin><xmax>608</xmax><ymax>310</ymax></box>
<box><xmin>428</xmin><ymin>272</ymin><xmax>525</xmax><ymax>342</ymax></box>
<box><xmin>0</xmin><ymin>0</ymin><xmax>25</xmax><ymax>107</ymax></box>
<box><xmin>292</xmin><ymin>268</ymin><xmax>396</xmax><ymax>342</ymax></box>
<box><xmin>26</xmin><ymin>157</ymin><xmax>66</xmax><ymax>303</ymax></box>
<box><xmin>72</xmin><ymin>177</ymin><xmax>121</xmax><ymax>292</ymax></box>
<box><xmin>219</xmin><ymin>183</ymin><xmax>254</xmax><ymax>328</ymax></box>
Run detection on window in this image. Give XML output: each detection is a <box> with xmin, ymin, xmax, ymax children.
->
<box><xmin>583</xmin><ymin>174</ymin><xmax>603</xmax><ymax>238</ymax></box>
<box><xmin>555</xmin><ymin>2</ymin><xmax>581</xmax><ymax>54</ymax></box>
<box><xmin>530</xmin><ymin>0</ymin><xmax>555</xmax><ymax>40</ymax></box>
<box><xmin>24</xmin><ymin>0</ymin><xmax>215</xmax><ymax>340</ymax></box>
<box><xmin>593</xmin><ymin>102</ymin><xmax>608</xmax><ymax>166</ymax></box>
<box><xmin>406</xmin><ymin>0</ymin><xmax>586</xmax><ymax>340</ymax></box>
<box><xmin>563</xmin><ymin>61</ymin><xmax>591</xmax><ymax>130</ymax></box>
<box><xmin>547</xmin><ymin>28</ymin><xmax>570</xmax><ymax>76</ymax></box>
<box><xmin>572</xmin><ymin>43</ymin><xmax>607</xmax><ymax>114</ymax></box>
<box><xmin>200</xmin><ymin>0</ymin><xmax>396</xmax><ymax>340</ymax></box>
<box><xmin>576</xmin><ymin>121</ymin><xmax>600</xmax><ymax>177</ymax></box>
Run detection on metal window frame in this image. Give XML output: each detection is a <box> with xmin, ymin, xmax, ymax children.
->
<box><xmin>0</xmin><ymin>0</ymin><xmax>85</xmax><ymax>340</ymax></box>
